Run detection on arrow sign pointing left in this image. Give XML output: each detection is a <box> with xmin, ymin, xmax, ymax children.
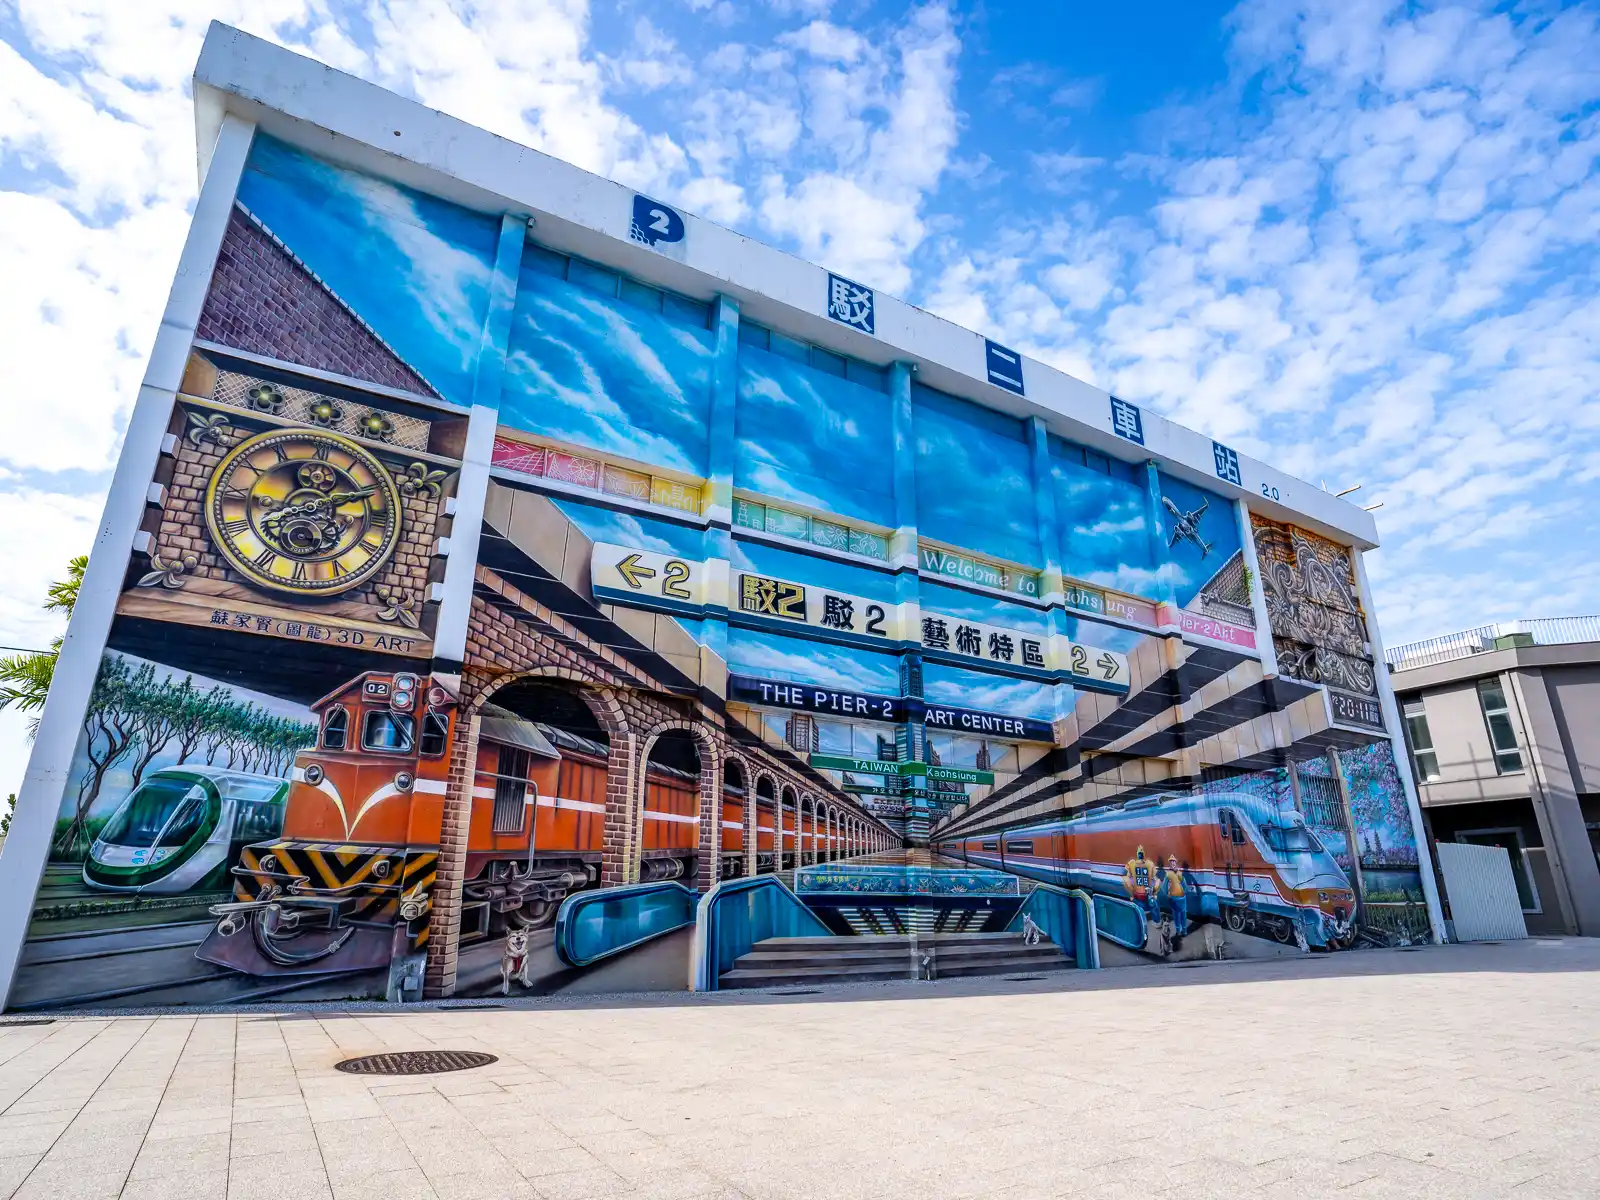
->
<box><xmin>616</xmin><ymin>553</ymin><xmax>656</xmax><ymax>590</ymax></box>
<box><xmin>590</xmin><ymin>542</ymin><xmax>708</xmax><ymax>615</ymax></box>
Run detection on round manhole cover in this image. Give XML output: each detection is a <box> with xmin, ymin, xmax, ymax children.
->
<box><xmin>335</xmin><ymin>1050</ymin><xmax>497</xmax><ymax>1076</ymax></box>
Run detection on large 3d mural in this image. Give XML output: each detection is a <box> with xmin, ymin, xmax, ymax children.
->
<box><xmin>6</xmin><ymin>134</ymin><xmax>1431</xmax><ymax>1012</ymax></box>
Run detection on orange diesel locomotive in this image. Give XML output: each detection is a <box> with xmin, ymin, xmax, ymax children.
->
<box><xmin>197</xmin><ymin>670</ymin><xmax>727</xmax><ymax>978</ymax></box>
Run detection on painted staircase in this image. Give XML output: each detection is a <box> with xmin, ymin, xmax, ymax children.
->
<box><xmin>834</xmin><ymin>906</ymin><xmax>989</xmax><ymax>936</ymax></box>
<box><xmin>718</xmin><ymin>931</ymin><xmax>1073</xmax><ymax>989</ymax></box>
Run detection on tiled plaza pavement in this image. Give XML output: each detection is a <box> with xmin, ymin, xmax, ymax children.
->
<box><xmin>1</xmin><ymin>939</ymin><xmax>1596</xmax><ymax>1200</ymax></box>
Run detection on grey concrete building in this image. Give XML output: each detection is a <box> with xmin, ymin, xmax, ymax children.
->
<box><xmin>1388</xmin><ymin>618</ymin><xmax>1600</xmax><ymax>937</ymax></box>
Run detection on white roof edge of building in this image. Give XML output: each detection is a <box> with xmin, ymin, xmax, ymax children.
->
<box><xmin>190</xmin><ymin>21</ymin><xmax>1380</xmax><ymax>551</ymax></box>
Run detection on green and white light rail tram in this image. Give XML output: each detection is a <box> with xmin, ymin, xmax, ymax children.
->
<box><xmin>84</xmin><ymin>765</ymin><xmax>289</xmax><ymax>894</ymax></box>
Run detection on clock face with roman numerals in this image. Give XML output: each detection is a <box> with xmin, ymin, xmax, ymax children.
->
<box><xmin>204</xmin><ymin>428</ymin><xmax>403</xmax><ymax>597</ymax></box>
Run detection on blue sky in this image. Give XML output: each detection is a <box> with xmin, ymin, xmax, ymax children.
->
<box><xmin>2</xmin><ymin>0</ymin><xmax>1599</xmax><ymax>797</ymax></box>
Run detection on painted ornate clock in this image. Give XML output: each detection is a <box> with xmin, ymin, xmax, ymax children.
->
<box><xmin>204</xmin><ymin>428</ymin><xmax>404</xmax><ymax>596</ymax></box>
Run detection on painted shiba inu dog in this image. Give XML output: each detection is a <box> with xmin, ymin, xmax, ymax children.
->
<box><xmin>500</xmin><ymin>928</ymin><xmax>532</xmax><ymax>994</ymax></box>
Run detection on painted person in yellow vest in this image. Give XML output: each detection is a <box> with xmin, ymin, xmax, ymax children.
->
<box><xmin>1160</xmin><ymin>854</ymin><xmax>1189</xmax><ymax>938</ymax></box>
<box><xmin>1124</xmin><ymin>845</ymin><xmax>1159</xmax><ymax>920</ymax></box>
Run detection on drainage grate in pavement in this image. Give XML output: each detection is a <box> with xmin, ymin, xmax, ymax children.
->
<box><xmin>1003</xmin><ymin>975</ymin><xmax>1046</xmax><ymax>982</ymax></box>
<box><xmin>335</xmin><ymin>1050</ymin><xmax>497</xmax><ymax>1076</ymax></box>
<box><xmin>0</xmin><ymin>1019</ymin><xmax>55</xmax><ymax>1027</ymax></box>
<box><xmin>773</xmin><ymin>989</ymin><xmax>822</xmax><ymax>996</ymax></box>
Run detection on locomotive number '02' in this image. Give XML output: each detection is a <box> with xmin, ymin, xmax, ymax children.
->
<box><xmin>204</xmin><ymin>428</ymin><xmax>403</xmax><ymax>597</ymax></box>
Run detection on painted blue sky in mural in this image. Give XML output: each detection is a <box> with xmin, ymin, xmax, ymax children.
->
<box><xmin>735</xmin><ymin>345</ymin><xmax>896</xmax><ymax>528</ymax></box>
<box><xmin>726</xmin><ymin>627</ymin><xmax>901</xmax><ymax>696</ymax></box>
<box><xmin>501</xmin><ymin>269</ymin><xmax>713</xmax><ymax>476</ymax></box>
<box><xmin>1157</xmin><ymin>471</ymin><xmax>1245</xmax><ymax>609</ymax></box>
<box><xmin>922</xmin><ymin>664</ymin><xmax>1055</xmax><ymax>723</ymax></box>
<box><xmin>913</xmin><ymin>386</ymin><xmax>1040</xmax><ymax>569</ymax></box>
<box><xmin>552</xmin><ymin>498</ymin><xmax>705</xmax><ymax>561</ymax></box>
<box><xmin>1051</xmin><ymin>457</ymin><xmax>1159</xmax><ymax>598</ymax></box>
<box><xmin>236</xmin><ymin>136</ymin><xmax>498</xmax><ymax>407</ymax></box>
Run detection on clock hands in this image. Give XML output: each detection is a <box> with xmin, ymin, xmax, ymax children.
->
<box><xmin>324</xmin><ymin>486</ymin><xmax>379</xmax><ymax>506</ymax></box>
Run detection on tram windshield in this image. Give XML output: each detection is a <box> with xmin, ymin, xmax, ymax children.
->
<box><xmin>100</xmin><ymin>777</ymin><xmax>207</xmax><ymax>849</ymax></box>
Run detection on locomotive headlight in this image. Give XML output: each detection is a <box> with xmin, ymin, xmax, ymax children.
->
<box><xmin>303</xmin><ymin>763</ymin><xmax>325</xmax><ymax>786</ymax></box>
<box><xmin>426</xmin><ymin>685</ymin><xmax>450</xmax><ymax>708</ymax></box>
<box><xmin>395</xmin><ymin>771</ymin><xmax>414</xmax><ymax>792</ymax></box>
<box><xmin>372</xmin><ymin>859</ymin><xmax>392</xmax><ymax>879</ymax></box>
<box><xmin>392</xmin><ymin>672</ymin><xmax>418</xmax><ymax>712</ymax></box>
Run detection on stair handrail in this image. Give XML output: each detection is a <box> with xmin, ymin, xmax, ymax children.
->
<box><xmin>1091</xmin><ymin>891</ymin><xmax>1151</xmax><ymax>952</ymax></box>
<box><xmin>691</xmin><ymin>874</ymin><xmax>832</xmax><ymax>991</ymax></box>
<box><xmin>554</xmin><ymin>879</ymin><xmax>698</xmax><ymax>969</ymax></box>
<box><xmin>1008</xmin><ymin>882</ymin><xmax>1101</xmax><ymax>969</ymax></box>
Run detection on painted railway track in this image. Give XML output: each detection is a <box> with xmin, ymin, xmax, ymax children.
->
<box><xmin>8</xmin><ymin>921</ymin><xmax>382</xmax><ymax>1011</ymax></box>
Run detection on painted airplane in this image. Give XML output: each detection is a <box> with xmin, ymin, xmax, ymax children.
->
<box><xmin>1162</xmin><ymin>496</ymin><xmax>1213</xmax><ymax>558</ymax></box>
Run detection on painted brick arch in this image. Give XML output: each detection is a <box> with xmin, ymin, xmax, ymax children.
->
<box><xmin>424</xmin><ymin>584</ymin><xmax>887</xmax><ymax>997</ymax></box>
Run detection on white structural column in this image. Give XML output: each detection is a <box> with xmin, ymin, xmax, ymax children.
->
<box><xmin>430</xmin><ymin>213</ymin><xmax>526</xmax><ymax>677</ymax></box>
<box><xmin>0</xmin><ymin>115</ymin><xmax>258</xmax><ymax>1011</ymax></box>
<box><xmin>1351</xmin><ymin>553</ymin><xmax>1447</xmax><ymax>944</ymax></box>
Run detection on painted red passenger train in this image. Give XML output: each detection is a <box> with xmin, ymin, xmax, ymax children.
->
<box><xmin>936</xmin><ymin>789</ymin><xmax>1357</xmax><ymax>949</ymax></box>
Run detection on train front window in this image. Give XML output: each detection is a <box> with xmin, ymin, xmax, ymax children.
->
<box><xmin>362</xmin><ymin>710</ymin><xmax>415</xmax><ymax>753</ymax></box>
<box><xmin>1262</xmin><ymin>824</ymin><xmax>1322</xmax><ymax>854</ymax></box>
<box><xmin>419</xmin><ymin>711</ymin><xmax>449</xmax><ymax>757</ymax></box>
<box><xmin>323</xmin><ymin>706</ymin><xmax>349</xmax><ymax>750</ymax></box>
<box><xmin>100</xmin><ymin>777</ymin><xmax>202</xmax><ymax>849</ymax></box>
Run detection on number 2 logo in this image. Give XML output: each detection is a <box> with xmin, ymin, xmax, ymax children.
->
<box><xmin>648</xmin><ymin>208</ymin><xmax>672</xmax><ymax>234</ymax></box>
<box><xmin>662</xmin><ymin>560</ymin><xmax>691</xmax><ymax>599</ymax></box>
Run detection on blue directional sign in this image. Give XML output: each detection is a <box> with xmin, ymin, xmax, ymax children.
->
<box><xmin>629</xmin><ymin>195</ymin><xmax>686</xmax><ymax>259</ymax></box>
<box><xmin>826</xmin><ymin>273</ymin><xmax>875</xmax><ymax>334</ymax></box>
<box><xmin>1110</xmin><ymin>396</ymin><xmax>1144</xmax><ymax>445</ymax></box>
<box><xmin>1213</xmin><ymin>441</ymin><xmax>1242</xmax><ymax>486</ymax></box>
<box><xmin>985</xmin><ymin>341</ymin><xmax>1024</xmax><ymax>396</ymax></box>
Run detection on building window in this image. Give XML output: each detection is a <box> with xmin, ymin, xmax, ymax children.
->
<box><xmin>1476</xmin><ymin>678</ymin><xmax>1524</xmax><ymax>773</ymax></box>
<box><xmin>1402</xmin><ymin>700</ymin><xmax>1440</xmax><ymax>782</ymax></box>
<box><xmin>1456</xmin><ymin>827</ymin><xmax>1541</xmax><ymax>913</ymax></box>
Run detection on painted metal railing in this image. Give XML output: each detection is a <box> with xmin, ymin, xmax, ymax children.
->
<box><xmin>1386</xmin><ymin>616</ymin><xmax>1600</xmax><ymax>671</ymax></box>
<box><xmin>1006</xmin><ymin>882</ymin><xmax>1100</xmax><ymax>969</ymax></box>
<box><xmin>1091</xmin><ymin>893</ymin><xmax>1151</xmax><ymax>951</ymax></box>
<box><xmin>553</xmin><ymin>880</ymin><xmax>698</xmax><ymax>969</ymax></box>
<box><xmin>690</xmin><ymin>875</ymin><xmax>831</xmax><ymax>991</ymax></box>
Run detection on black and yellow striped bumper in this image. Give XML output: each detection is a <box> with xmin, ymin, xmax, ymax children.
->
<box><xmin>233</xmin><ymin>841</ymin><xmax>438</xmax><ymax>932</ymax></box>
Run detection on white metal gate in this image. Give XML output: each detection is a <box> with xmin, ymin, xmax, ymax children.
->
<box><xmin>1435</xmin><ymin>842</ymin><xmax>1528</xmax><ymax>942</ymax></box>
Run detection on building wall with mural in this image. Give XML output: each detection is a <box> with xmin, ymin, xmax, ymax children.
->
<box><xmin>0</xmin><ymin>33</ymin><xmax>1438</xmax><ymax>1012</ymax></box>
